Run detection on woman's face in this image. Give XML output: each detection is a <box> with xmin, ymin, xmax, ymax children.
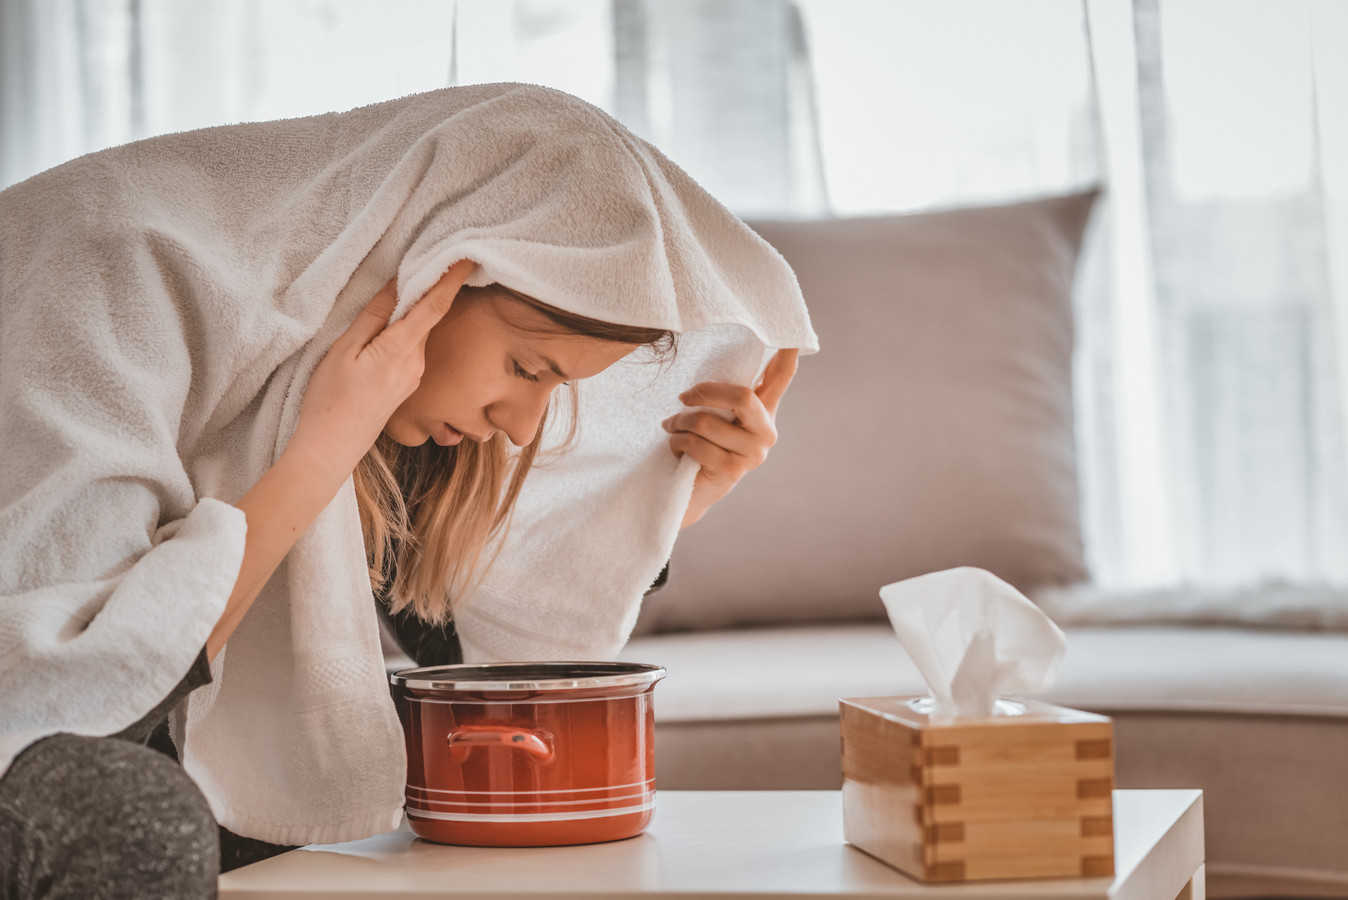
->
<box><xmin>383</xmin><ymin>286</ymin><xmax>637</xmax><ymax>448</ymax></box>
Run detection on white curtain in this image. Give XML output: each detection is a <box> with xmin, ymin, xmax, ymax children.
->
<box><xmin>0</xmin><ymin>0</ymin><xmax>821</xmax><ymax>213</ymax></box>
<box><xmin>0</xmin><ymin>0</ymin><xmax>137</xmax><ymax>188</ymax></box>
<box><xmin>0</xmin><ymin>0</ymin><xmax>462</xmax><ymax>188</ymax></box>
<box><xmin>1078</xmin><ymin>0</ymin><xmax>1348</xmax><ymax>610</ymax></box>
<box><xmin>4</xmin><ymin>0</ymin><xmax>1346</xmax><ymax>617</ymax></box>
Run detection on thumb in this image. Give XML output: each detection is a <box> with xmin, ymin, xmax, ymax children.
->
<box><xmin>755</xmin><ymin>348</ymin><xmax>799</xmax><ymax>415</ymax></box>
<box><xmin>343</xmin><ymin>278</ymin><xmax>400</xmax><ymax>348</ymax></box>
<box><xmin>390</xmin><ymin>259</ymin><xmax>478</xmax><ymax>347</ymax></box>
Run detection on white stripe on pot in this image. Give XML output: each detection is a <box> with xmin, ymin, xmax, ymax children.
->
<box><xmin>406</xmin><ymin>802</ymin><xmax>655</xmax><ymax>823</ymax></box>
<box><xmin>407</xmin><ymin>791</ymin><xmax>651</xmax><ymax>809</ymax></box>
<box><xmin>406</xmin><ymin>779</ymin><xmax>654</xmax><ymax>797</ymax></box>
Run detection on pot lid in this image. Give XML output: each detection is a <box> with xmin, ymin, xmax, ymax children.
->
<box><xmin>389</xmin><ymin>661</ymin><xmax>666</xmax><ymax>692</ymax></box>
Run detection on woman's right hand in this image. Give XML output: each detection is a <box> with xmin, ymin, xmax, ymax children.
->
<box><xmin>209</xmin><ymin>259</ymin><xmax>476</xmax><ymax>660</ymax></box>
<box><xmin>290</xmin><ymin>259</ymin><xmax>477</xmax><ymax>477</ymax></box>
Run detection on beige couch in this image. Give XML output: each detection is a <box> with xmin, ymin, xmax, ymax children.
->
<box><xmin>616</xmin><ymin>191</ymin><xmax>1348</xmax><ymax>899</ymax></box>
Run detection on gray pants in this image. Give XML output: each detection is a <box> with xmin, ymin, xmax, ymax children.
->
<box><xmin>0</xmin><ymin>733</ymin><xmax>219</xmax><ymax>899</ymax></box>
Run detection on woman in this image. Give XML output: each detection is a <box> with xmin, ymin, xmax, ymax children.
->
<box><xmin>0</xmin><ymin>83</ymin><xmax>816</xmax><ymax>895</ymax></box>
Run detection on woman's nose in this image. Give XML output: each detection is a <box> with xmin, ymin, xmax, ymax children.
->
<box><xmin>488</xmin><ymin>390</ymin><xmax>551</xmax><ymax>448</ymax></box>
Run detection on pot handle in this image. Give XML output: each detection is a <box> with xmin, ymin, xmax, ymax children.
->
<box><xmin>447</xmin><ymin>725</ymin><xmax>554</xmax><ymax>764</ymax></box>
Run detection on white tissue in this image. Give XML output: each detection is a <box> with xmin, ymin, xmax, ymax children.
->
<box><xmin>879</xmin><ymin>567</ymin><xmax>1067</xmax><ymax>719</ymax></box>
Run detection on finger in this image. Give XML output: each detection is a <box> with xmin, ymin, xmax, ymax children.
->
<box><xmin>662</xmin><ymin>409</ymin><xmax>769</xmax><ymax>461</ymax></box>
<box><xmin>678</xmin><ymin>383</ymin><xmax>772</xmax><ymax>434</ymax></box>
<box><xmin>754</xmin><ymin>349</ymin><xmax>799</xmax><ymax>416</ymax></box>
<box><xmin>389</xmin><ymin>259</ymin><xmax>477</xmax><ymax>345</ymax></box>
<box><xmin>668</xmin><ymin>431</ymin><xmax>740</xmax><ymax>477</ymax></box>
<box><xmin>342</xmin><ymin>278</ymin><xmax>400</xmax><ymax>348</ymax></box>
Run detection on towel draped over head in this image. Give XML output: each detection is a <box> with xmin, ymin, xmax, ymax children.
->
<box><xmin>0</xmin><ymin>82</ymin><xmax>817</xmax><ymax>845</ymax></box>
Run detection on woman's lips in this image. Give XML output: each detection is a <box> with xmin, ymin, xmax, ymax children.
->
<box><xmin>434</xmin><ymin>422</ymin><xmax>465</xmax><ymax>446</ymax></box>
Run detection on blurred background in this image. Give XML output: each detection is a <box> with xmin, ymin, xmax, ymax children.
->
<box><xmin>2</xmin><ymin>0</ymin><xmax>1346</xmax><ymax>602</ymax></box>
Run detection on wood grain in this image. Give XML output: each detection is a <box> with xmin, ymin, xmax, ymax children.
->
<box><xmin>840</xmin><ymin>696</ymin><xmax>1116</xmax><ymax>883</ymax></box>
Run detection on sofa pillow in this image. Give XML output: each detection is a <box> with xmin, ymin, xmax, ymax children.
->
<box><xmin>633</xmin><ymin>189</ymin><xmax>1099</xmax><ymax>633</ymax></box>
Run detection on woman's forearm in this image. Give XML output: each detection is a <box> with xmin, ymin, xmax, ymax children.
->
<box><xmin>205</xmin><ymin>440</ymin><xmax>350</xmax><ymax>662</ymax></box>
<box><xmin>205</xmin><ymin>263</ymin><xmax>472</xmax><ymax>662</ymax></box>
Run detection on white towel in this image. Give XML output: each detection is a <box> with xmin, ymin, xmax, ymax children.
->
<box><xmin>0</xmin><ymin>83</ymin><xmax>817</xmax><ymax>845</ymax></box>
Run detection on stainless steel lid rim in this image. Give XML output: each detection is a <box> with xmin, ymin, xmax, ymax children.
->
<box><xmin>400</xmin><ymin>693</ymin><xmax>653</xmax><ymax>706</ymax></box>
<box><xmin>390</xmin><ymin>661</ymin><xmax>666</xmax><ymax>692</ymax></box>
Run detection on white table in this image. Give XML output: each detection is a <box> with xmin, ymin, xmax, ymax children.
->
<box><xmin>218</xmin><ymin>790</ymin><xmax>1204</xmax><ymax>899</ymax></box>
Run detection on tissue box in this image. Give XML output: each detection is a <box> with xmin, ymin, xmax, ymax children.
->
<box><xmin>840</xmin><ymin>696</ymin><xmax>1115</xmax><ymax>883</ymax></box>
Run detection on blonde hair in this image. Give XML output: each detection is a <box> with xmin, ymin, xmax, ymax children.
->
<box><xmin>354</xmin><ymin>284</ymin><xmax>675</xmax><ymax>624</ymax></box>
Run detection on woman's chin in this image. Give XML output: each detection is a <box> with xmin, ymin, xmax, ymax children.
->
<box><xmin>381</xmin><ymin>423</ymin><xmax>425</xmax><ymax>448</ymax></box>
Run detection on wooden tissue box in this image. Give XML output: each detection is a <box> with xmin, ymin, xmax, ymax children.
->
<box><xmin>840</xmin><ymin>696</ymin><xmax>1115</xmax><ymax>883</ymax></box>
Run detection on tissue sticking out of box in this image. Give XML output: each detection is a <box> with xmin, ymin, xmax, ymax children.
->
<box><xmin>879</xmin><ymin>567</ymin><xmax>1067</xmax><ymax>719</ymax></box>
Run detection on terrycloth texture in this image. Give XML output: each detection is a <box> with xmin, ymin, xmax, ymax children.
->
<box><xmin>0</xmin><ymin>83</ymin><xmax>817</xmax><ymax>845</ymax></box>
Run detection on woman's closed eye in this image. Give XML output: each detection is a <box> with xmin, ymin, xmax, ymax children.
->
<box><xmin>512</xmin><ymin>360</ymin><xmax>541</xmax><ymax>383</ymax></box>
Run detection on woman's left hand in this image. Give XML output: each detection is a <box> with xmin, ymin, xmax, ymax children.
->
<box><xmin>663</xmin><ymin>349</ymin><xmax>800</xmax><ymax>529</ymax></box>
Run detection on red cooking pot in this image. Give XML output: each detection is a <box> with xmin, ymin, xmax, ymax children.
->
<box><xmin>389</xmin><ymin>661</ymin><xmax>667</xmax><ymax>847</ymax></box>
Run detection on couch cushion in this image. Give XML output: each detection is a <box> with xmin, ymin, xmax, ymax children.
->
<box><xmin>620</xmin><ymin>623</ymin><xmax>1348</xmax><ymax>721</ymax></box>
<box><xmin>635</xmin><ymin>190</ymin><xmax>1098</xmax><ymax>633</ymax></box>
